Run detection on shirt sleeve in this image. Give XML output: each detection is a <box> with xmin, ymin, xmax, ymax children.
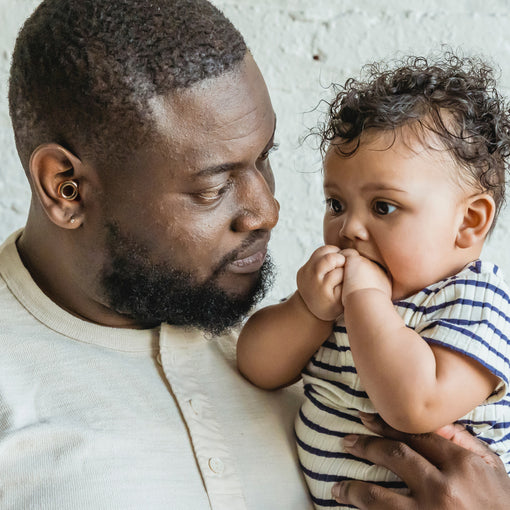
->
<box><xmin>404</xmin><ymin>263</ymin><xmax>510</xmax><ymax>403</ymax></box>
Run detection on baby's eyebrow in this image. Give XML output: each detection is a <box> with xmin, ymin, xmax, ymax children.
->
<box><xmin>360</xmin><ymin>183</ymin><xmax>407</xmax><ymax>193</ymax></box>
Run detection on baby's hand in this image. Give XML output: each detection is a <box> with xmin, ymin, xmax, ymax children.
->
<box><xmin>341</xmin><ymin>249</ymin><xmax>392</xmax><ymax>304</ymax></box>
<box><xmin>296</xmin><ymin>245</ymin><xmax>345</xmax><ymax>321</ymax></box>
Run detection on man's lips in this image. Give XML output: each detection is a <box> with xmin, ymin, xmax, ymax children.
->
<box><xmin>227</xmin><ymin>243</ymin><xmax>268</xmax><ymax>274</ymax></box>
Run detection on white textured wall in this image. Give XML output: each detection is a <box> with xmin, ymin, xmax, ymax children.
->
<box><xmin>2</xmin><ymin>0</ymin><xmax>510</xmax><ymax>303</ymax></box>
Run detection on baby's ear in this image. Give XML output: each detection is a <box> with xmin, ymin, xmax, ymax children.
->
<box><xmin>456</xmin><ymin>193</ymin><xmax>495</xmax><ymax>249</ymax></box>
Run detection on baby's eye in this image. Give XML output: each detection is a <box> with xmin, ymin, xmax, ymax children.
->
<box><xmin>326</xmin><ymin>198</ymin><xmax>344</xmax><ymax>214</ymax></box>
<box><xmin>373</xmin><ymin>201</ymin><xmax>397</xmax><ymax>215</ymax></box>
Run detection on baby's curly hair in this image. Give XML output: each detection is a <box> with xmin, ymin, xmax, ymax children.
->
<box><xmin>320</xmin><ymin>53</ymin><xmax>510</xmax><ymax>222</ymax></box>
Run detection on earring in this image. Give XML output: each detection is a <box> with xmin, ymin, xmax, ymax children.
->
<box><xmin>58</xmin><ymin>180</ymin><xmax>79</xmax><ymax>200</ymax></box>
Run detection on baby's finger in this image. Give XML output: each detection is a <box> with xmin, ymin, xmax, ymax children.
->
<box><xmin>309</xmin><ymin>245</ymin><xmax>342</xmax><ymax>261</ymax></box>
<box><xmin>340</xmin><ymin>248</ymin><xmax>360</xmax><ymax>259</ymax></box>
<box><xmin>315</xmin><ymin>252</ymin><xmax>346</xmax><ymax>279</ymax></box>
<box><xmin>322</xmin><ymin>266</ymin><xmax>344</xmax><ymax>289</ymax></box>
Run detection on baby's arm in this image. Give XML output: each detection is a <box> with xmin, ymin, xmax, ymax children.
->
<box><xmin>237</xmin><ymin>246</ymin><xmax>345</xmax><ymax>389</ymax></box>
<box><xmin>341</xmin><ymin>249</ymin><xmax>500</xmax><ymax>433</ymax></box>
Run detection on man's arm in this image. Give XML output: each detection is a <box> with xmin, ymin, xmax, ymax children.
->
<box><xmin>331</xmin><ymin>413</ymin><xmax>510</xmax><ymax>510</ymax></box>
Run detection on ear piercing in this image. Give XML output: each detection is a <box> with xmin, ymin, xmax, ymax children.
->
<box><xmin>58</xmin><ymin>180</ymin><xmax>79</xmax><ymax>200</ymax></box>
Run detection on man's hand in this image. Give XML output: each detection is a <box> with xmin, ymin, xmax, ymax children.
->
<box><xmin>332</xmin><ymin>413</ymin><xmax>510</xmax><ymax>509</ymax></box>
<box><xmin>296</xmin><ymin>245</ymin><xmax>345</xmax><ymax>321</ymax></box>
<box><xmin>341</xmin><ymin>249</ymin><xmax>392</xmax><ymax>304</ymax></box>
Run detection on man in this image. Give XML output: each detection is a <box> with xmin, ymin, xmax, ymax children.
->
<box><xmin>1</xmin><ymin>0</ymin><xmax>509</xmax><ymax>508</ymax></box>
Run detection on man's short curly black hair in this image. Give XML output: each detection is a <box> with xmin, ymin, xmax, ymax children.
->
<box><xmin>9</xmin><ymin>0</ymin><xmax>247</xmax><ymax>172</ymax></box>
<box><xmin>320</xmin><ymin>53</ymin><xmax>510</xmax><ymax>223</ymax></box>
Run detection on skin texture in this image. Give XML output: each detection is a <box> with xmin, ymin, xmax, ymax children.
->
<box><xmin>332</xmin><ymin>413</ymin><xmax>510</xmax><ymax>510</ymax></box>
<box><xmin>17</xmin><ymin>53</ymin><xmax>279</xmax><ymax>328</ymax></box>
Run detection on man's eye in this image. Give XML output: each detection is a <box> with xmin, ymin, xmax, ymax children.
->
<box><xmin>326</xmin><ymin>198</ymin><xmax>343</xmax><ymax>214</ymax></box>
<box><xmin>373</xmin><ymin>201</ymin><xmax>397</xmax><ymax>215</ymax></box>
<box><xmin>196</xmin><ymin>181</ymin><xmax>232</xmax><ymax>202</ymax></box>
<box><xmin>260</xmin><ymin>142</ymin><xmax>279</xmax><ymax>161</ymax></box>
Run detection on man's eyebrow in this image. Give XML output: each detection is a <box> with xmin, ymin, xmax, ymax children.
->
<box><xmin>196</xmin><ymin>115</ymin><xmax>277</xmax><ymax>178</ymax></box>
<box><xmin>196</xmin><ymin>161</ymin><xmax>243</xmax><ymax>178</ymax></box>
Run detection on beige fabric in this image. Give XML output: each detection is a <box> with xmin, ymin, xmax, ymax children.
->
<box><xmin>0</xmin><ymin>230</ymin><xmax>311</xmax><ymax>509</ymax></box>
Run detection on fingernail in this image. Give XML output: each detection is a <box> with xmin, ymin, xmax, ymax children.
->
<box><xmin>343</xmin><ymin>434</ymin><xmax>358</xmax><ymax>448</ymax></box>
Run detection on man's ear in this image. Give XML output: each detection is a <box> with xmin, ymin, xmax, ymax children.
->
<box><xmin>29</xmin><ymin>143</ymin><xmax>84</xmax><ymax>229</ymax></box>
<box><xmin>456</xmin><ymin>193</ymin><xmax>496</xmax><ymax>249</ymax></box>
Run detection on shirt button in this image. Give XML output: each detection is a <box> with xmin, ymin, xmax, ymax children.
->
<box><xmin>208</xmin><ymin>457</ymin><xmax>225</xmax><ymax>475</ymax></box>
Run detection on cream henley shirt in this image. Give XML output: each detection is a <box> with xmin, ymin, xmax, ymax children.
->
<box><xmin>0</xmin><ymin>230</ymin><xmax>312</xmax><ymax>509</ymax></box>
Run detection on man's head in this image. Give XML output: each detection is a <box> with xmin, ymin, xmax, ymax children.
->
<box><xmin>10</xmin><ymin>0</ymin><xmax>279</xmax><ymax>333</ymax></box>
<box><xmin>319</xmin><ymin>53</ymin><xmax>510</xmax><ymax>226</ymax></box>
<box><xmin>9</xmin><ymin>0</ymin><xmax>248</xmax><ymax>172</ymax></box>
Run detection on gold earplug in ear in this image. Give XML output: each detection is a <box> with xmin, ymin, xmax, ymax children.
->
<box><xmin>58</xmin><ymin>180</ymin><xmax>79</xmax><ymax>200</ymax></box>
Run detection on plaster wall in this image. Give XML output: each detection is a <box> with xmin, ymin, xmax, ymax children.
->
<box><xmin>1</xmin><ymin>0</ymin><xmax>510</xmax><ymax>304</ymax></box>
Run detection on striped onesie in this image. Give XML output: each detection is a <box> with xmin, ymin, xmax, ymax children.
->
<box><xmin>295</xmin><ymin>259</ymin><xmax>510</xmax><ymax>509</ymax></box>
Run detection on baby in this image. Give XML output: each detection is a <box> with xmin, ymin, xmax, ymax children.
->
<box><xmin>237</xmin><ymin>53</ymin><xmax>510</xmax><ymax>509</ymax></box>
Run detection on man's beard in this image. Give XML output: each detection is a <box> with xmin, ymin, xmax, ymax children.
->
<box><xmin>100</xmin><ymin>223</ymin><xmax>274</xmax><ymax>335</ymax></box>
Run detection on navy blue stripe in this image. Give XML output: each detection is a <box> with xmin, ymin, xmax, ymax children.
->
<box><xmin>481</xmin><ymin>430</ymin><xmax>510</xmax><ymax>444</ymax></box>
<box><xmin>471</xmin><ymin>260</ymin><xmax>483</xmax><ymax>274</ymax></box>
<box><xmin>332</xmin><ymin>325</ymin><xmax>348</xmax><ymax>334</ymax></box>
<box><xmin>454</xmin><ymin>422</ymin><xmax>510</xmax><ymax>445</ymax></box>
<box><xmin>414</xmin><ymin>276</ymin><xmax>510</xmax><ymax>304</ymax></box>
<box><xmin>321</xmin><ymin>340</ymin><xmax>350</xmax><ymax>352</ymax></box>
<box><xmin>304</xmin><ymin>388</ymin><xmax>366</xmax><ymax>422</ymax></box>
<box><xmin>456</xmin><ymin>418</ymin><xmax>510</xmax><ymax>430</ymax></box>
<box><xmin>310</xmin><ymin>356</ymin><xmax>358</xmax><ymax>375</ymax></box>
<box><xmin>300</xmin><ymin>462</ymin><xmax>407</xmax><ymax>489</ymax></box>
<box><xmin>298</xmin><ymin>408</ymin><xmax>346</xmax><ymax>438</ymax></box>
<box><xmin>424</xmin><ymin>337</ymin><xmax>509</xmax><ymax>385</ymax></box>
<box><xmin>304</xmin><ymin>376</ymin><xmax>369</xmax><ymax>399</ymax></box>
<box><xmin>396</xmin><ymin>297</ymin><xmax>510</xmax><ymax>329</ymax></box>
<box><xmin>295</xmin><ymin>433</ymin><xmax>364</xmax><ymax>461</ymax></box>
<box><xmin>420</xmin><ymin>317</ymin><xmax>510</xmax><ymax>350</ymax></box>
<box><xmin>310</xmin><ymin>496</ymin><xmax>356</xmax><ymax>508</ymax></box>
<box><xmin>421</xmin><ymin>319</ymin><xmax>510</xmax><ymax>377</ymax></box>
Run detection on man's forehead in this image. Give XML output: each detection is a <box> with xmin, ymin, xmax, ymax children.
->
<box><xmin>148</xmin><ymin>56</ymin><xmax>273</xmax><ymax>143</ymax></box>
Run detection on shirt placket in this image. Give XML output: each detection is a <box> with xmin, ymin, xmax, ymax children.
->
<box><xmin>158</xmin><ymin>324</ymin><xmax>247</xmax><ymax>510</ymax></box>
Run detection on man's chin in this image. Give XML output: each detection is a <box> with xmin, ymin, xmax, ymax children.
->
<box><xmin>103</xmin><ymin>254</ymin><xmax>275</xmax><ymax>336</ymax></box>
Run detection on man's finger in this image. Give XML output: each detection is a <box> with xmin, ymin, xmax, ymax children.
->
<box><xmin>359</xmin><ymin>412</ymin><xmax>501</xmax><ymax>469</ymax></box>
<box><xmin>342</xmin><ymin>433</ymin><xmax>439</xmax><ymax>492</ymax></box>
<box><xmin>435</xmin><ymin>423</ymin><xmax>503</xmax><ymax>468</ymax></box>
<box><xmin>331</xmin><ymin>479</ymin><xmax>413</xmax><ymax>510</ymax></box>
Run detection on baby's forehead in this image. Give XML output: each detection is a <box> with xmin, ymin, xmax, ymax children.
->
<box><xmin>325</xmin><ymin>125</ymin><xmax>477</xmax><ymax>191</ymax></box>
<box><xmin>334</xmin><ymin>122</ymin><xmax>446</xmax><ymax>152</ymax></box>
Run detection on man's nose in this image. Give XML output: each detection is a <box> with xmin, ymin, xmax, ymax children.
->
<box><xmin>231</xmin><ymin>170</ymin><xmax>279</xmax><ymax>232</ymax></box>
